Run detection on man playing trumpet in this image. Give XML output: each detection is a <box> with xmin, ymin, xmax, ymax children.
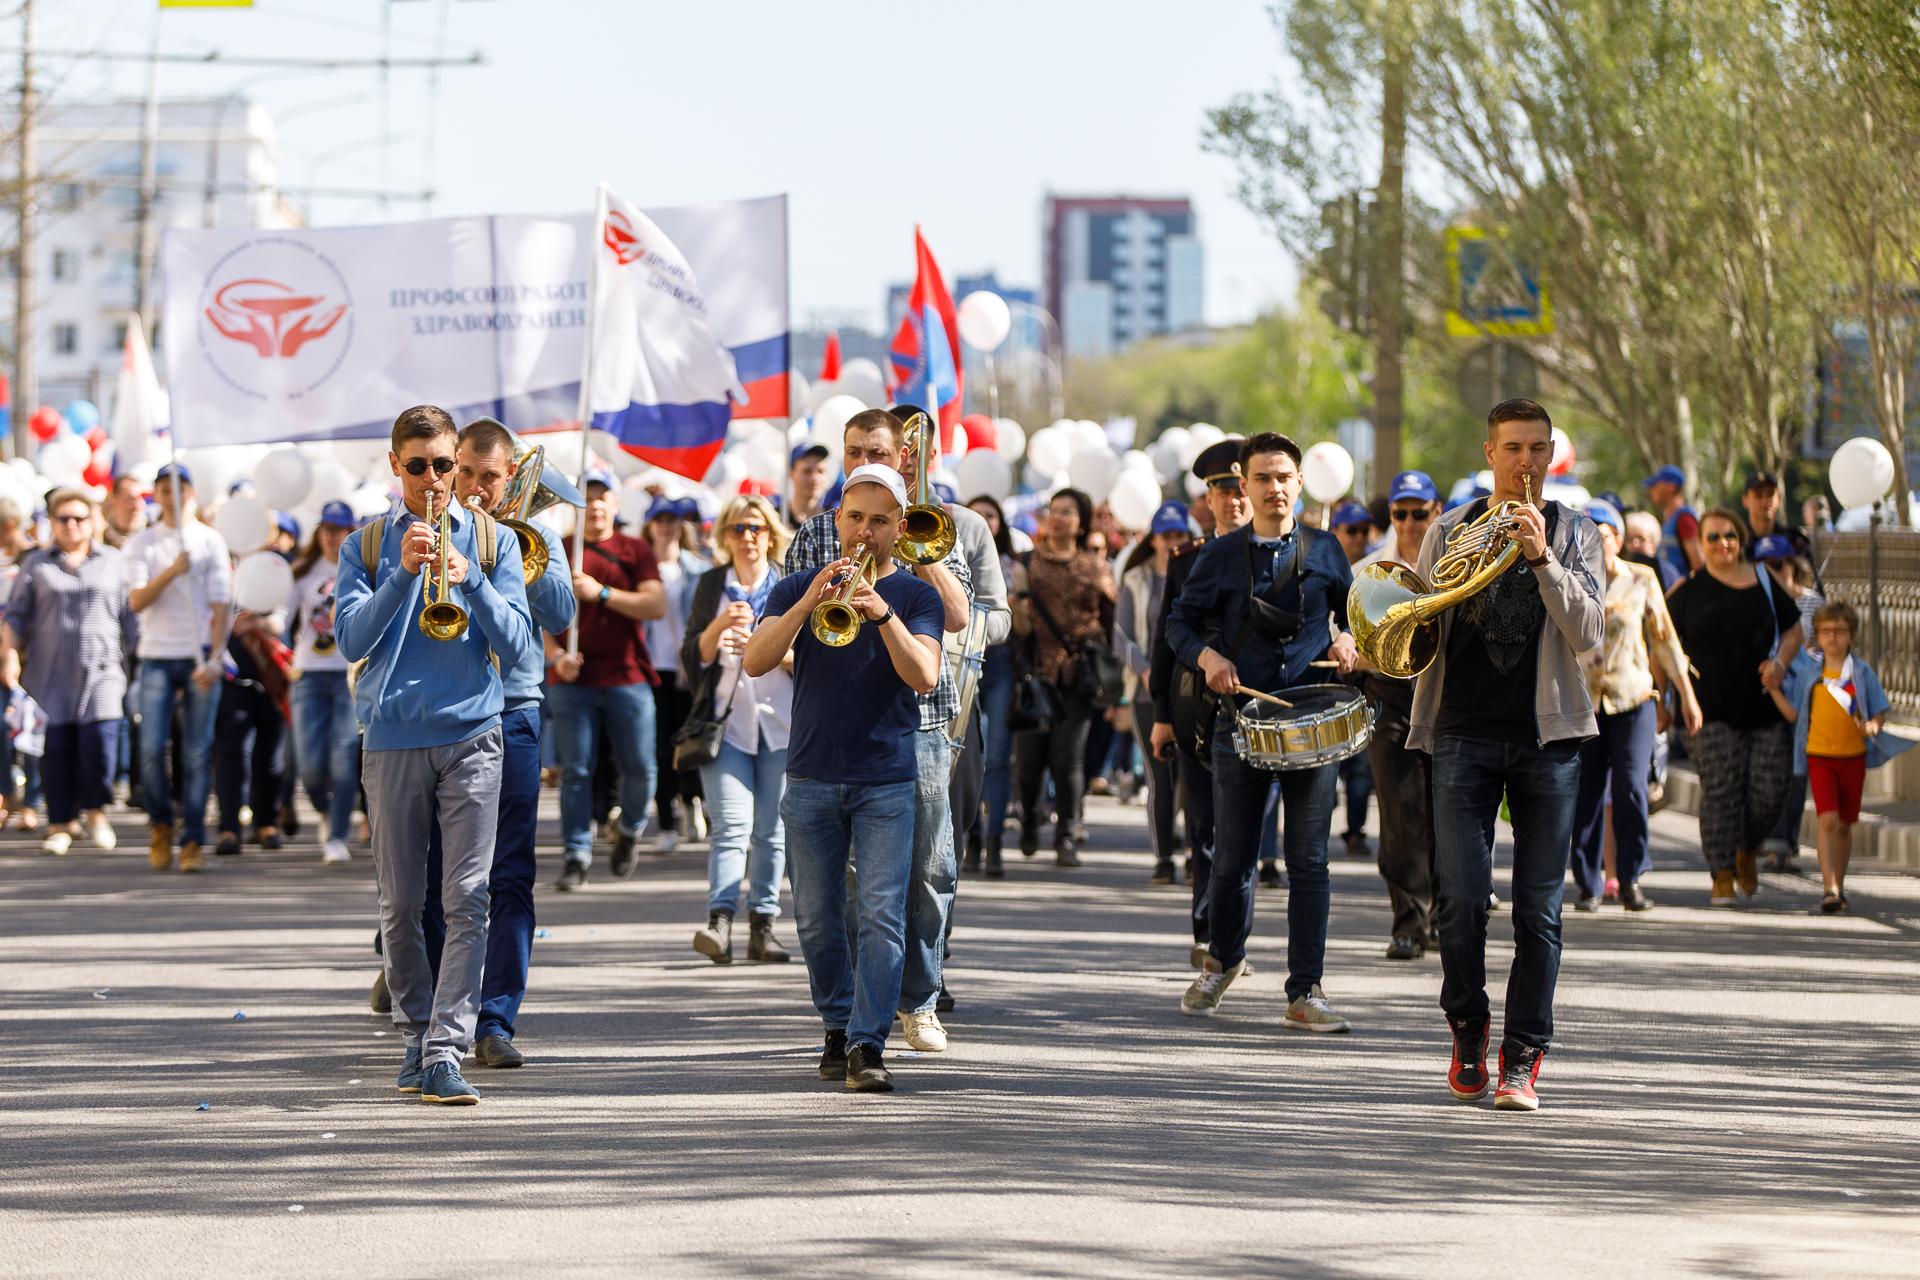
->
<box><xmin>744</xmin><ymin>464</ymin><xmax>945</xmax><ymax>1093</ymax></box>
<box><xmin>335</xmin><ymin>405</ymin><xmax>534</xmax><ymax>1106</ymax></box>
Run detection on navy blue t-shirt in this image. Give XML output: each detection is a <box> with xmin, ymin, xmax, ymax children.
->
<box><xmin>764</xmin><ymin>567</ymin><xmax>945</xmax><ymax>785</ymax></box>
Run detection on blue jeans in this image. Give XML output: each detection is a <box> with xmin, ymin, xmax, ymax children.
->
<box><xmin>701</xmin><ymin>736</ymin><xmax>787</xmax><ymax>917</ymax></box>
<box><xmin>423</xmin><ymin>704</ymin><xmax>541</xmax><ymax>1041</ymax></box>
<box><xmin>1431</xmin><ymin>733</ymin><xmax>1581</xmax><ymax>1052</ymax></box>
<box><xmin>782</xmin><ymin>775</ymin><xmax>915</xmax><ymax>1050</ymax></box>
<box><xmin>1208</xmin><ymin>721</ymin><xmax>1337</xmax><ymax>999</ymax></box>
<box><xmin>1339</xmin><ymin>749</ymin><xmax>1373</xmax><ymax>838</ymax></box>
<box><xmin>548</xmin><ymin>680</ymin><xmax>657</xmax><ymax>865</ymax></box>
<box><xmin>137</xmin><ymin>658</ymin><xmax>221</xmax><ymax>846</ymax></box>
<box><xmin>291</xmin><ymin>670</ymin><xmax>361</xmax><ymax>843</ymax></box>
<box><xmin>979</xmin><ymin>644</ymin><xmax>1015</xmax><ymax>844</ymax></box>
<box><xmin>1571</xmin><ymin>702</ymin><xmax>1655</xmax><ymax>896</ymax></box>
<box><xmin>43</xmin><ymin>720</ymin><xmax>118</xmax><ymax>825</ymax></box>
<box><xmin>901</xmin><ymin>731</ymin><xmax>954</xmax><ymax>1014</ymax></box>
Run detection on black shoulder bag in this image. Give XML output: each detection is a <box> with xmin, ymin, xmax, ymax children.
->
<box><xmin>1029</xmin><ymin>588</ymin><xmax>1127</xmax><ymax>709</ymax></box>
<box><xmin>1167</xmin><ymin>530</ymin><xmax>1311</xmax><ymax>768</ymax></box>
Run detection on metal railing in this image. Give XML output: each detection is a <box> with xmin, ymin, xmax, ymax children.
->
<box><xmin>1810</xmin><ymin>527</ymin><xmax>1920</xmax><ymax>720</ymax></box>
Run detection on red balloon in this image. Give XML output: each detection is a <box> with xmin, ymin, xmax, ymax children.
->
<box><xmin>83</xmin><ymin>452</ymin><xmax>113</xmax><ymax>487</ymax></box>
<box><xmin>960</xmin><ymin>413</ymin><xmax>997</xmax><ymax>452</ymax></box>
<box><xmin>85</xmin><ymin>424</ymin><xmax>108</xmax><ymax>450</ymax></box>
<box><xmin>30</xmin><ymin>405</ymin><xmax>62</xmax><ymax>442</ymax></box>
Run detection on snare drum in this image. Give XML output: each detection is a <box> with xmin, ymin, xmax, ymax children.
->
<box><xmin>1230</xmin><ymin>683</ymin><xmax>1374</xmax><ymax>772</ymax></box>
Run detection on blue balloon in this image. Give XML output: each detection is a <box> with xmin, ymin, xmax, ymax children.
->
<box><xmin>62</xmin><ymin>399</ymin><xmax>100</xmax><ymax>434</ymax></box>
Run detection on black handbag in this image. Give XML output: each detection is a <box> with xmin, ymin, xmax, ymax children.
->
<box><xmin>1028</xmin><ymin>590</ymin><xmax>1126</xmax><ymax>709</ymax></box>
<box><xmin>671</xmin><ymin>662</ymin><xmax>744</xmax><ymax>771</ymax></box>
<box><xmin>1008</xmin><ymin>667</ymin><xmax>1060</xmax><ymax>732</ymax></box>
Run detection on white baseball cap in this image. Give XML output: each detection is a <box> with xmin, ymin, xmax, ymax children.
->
<box><xmin>842</xmin><ymin>463</ymin><xmax>908</xmax><ymax>510</ymax></box>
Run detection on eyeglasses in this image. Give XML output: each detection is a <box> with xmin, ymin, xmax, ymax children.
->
<box><xmin>1391</xmin><ymin>508</ymin><xmax>1431</xmax><ymax>522</ymax></box>
<box><xmin>52</xmin><ymin>513</ymin><xmax>90</xmax><ymax>525</ymax></box>
<box><xmin>728</xmin><ymin>523</ymin><xmax>768</xmax><ymax>537</ymax></box>
<box><xmin>1703</xmin><ymin>531</ymin><xmax>1742</xmax><ymax>544</ymax></box>
<box><xmin>401</xmin><ymin>457</ymin><xmax>456</xmax><ymax>477</ymax></box>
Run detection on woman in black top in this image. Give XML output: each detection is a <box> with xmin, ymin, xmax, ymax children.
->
<box><xmin>1666</xmin><ymin>508</ymin><xmax>1803</xmax><ymax>906</ymax></box>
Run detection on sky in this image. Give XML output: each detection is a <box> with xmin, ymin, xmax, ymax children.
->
<box><xmin>39</xmin><ymin>0</ymin><xmax>1302</xmax><ymax>331</ymax></box>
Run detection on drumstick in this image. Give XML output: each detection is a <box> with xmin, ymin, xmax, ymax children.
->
<box><xmin>1235</xmin><ymin>685</ymin><xmax>1294</xmax><ymax>709</ymax></box>
<box><xmin>1308</xmin><ymin>660</ymin><xmax>1339</xmax><ymax>668</ymax></box>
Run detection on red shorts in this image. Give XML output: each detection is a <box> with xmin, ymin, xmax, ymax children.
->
<box><xmin>1807</xmin><ymin>753</ymin><xmax>1867</xmax><ymax>823</ymax></box>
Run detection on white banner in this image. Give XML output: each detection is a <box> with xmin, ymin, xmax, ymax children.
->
<box><xmin>159</xmin><ymin>196</ymin><xmax>789</xmax><ymax>449</ymax></box>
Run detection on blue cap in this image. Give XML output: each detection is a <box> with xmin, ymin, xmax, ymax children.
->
<box><xmin>1595</xmin><ymin>490</ymin><xmax>1626</xmax><ymax>514</ymax></box>
<box><xmin>319</xmin><ymin>500</ymin><xmax>356</xmax><ymax>529</ymax></box>
<box><xmin>1752</xmin><ymin>533</ymin><xmax>1794</xmax><ymax>562</ymax></box>
<box><xmin>673</xmin><ymin>497</ymin><xmax>702</xmax><ymax>521</ymax></box>
<box><xmin>1387</xmin><ymin>470</ymin><xmax>1439</xmax><ymax>504</ymax></box>
<box><xmin>1149</xmin><ymin>500</ymin><xmax>1190</xmax><ymax>535</ymax></box>
<box><xmin>645</xmin><ymin>496</ymin><xmax>682</xmax><ymax>523</ymax></box>
<box><xmin>1644</xmin><ymin>464</ymin><xmax>1685</xmax><ymax>489</ymax></box>
<box><xmin>791</xmin><ymin>442</ymin><xmax>829</xmax><ymax>468</ymax></box>
<box><xmin>154</xmin><ymin>462</ymin><xmax>193</xmax><ymax>487</ymax></box>
<box><xmin>229</xmin><ymin>479</ymin><xmax>255</xmax><ymax>497</ymax></box>
<box><xmin>933</xmin><ymin>481</ymin><xmax>957</xmax><ymax>506</ymax></box>
<box><xmin>274</xmin><ymin>512</ymin><xmax>300</xmax><ymax>540</ymax></box>
<box><xmin>583</xmin><ymin>468</ymin><xmax>617</xmax><ymax>491</ymax></box>
<box><xmin>1331</xmin><ymin>501</ymin><xmax>1373</xmax><ymax>530</ymax></box>
<box><xmin>1585</xmin><ymin>502</ymin><xmax>1624</xmax><ymax>535</ymax></box>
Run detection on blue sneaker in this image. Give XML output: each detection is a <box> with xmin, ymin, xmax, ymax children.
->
<box><xmin>396</xmin><ymin>1046</ymin><xmax>424</xmax><ymax>1094</ymax></box>
<box><xmin>419</xmin><ymin>1061</ymin><xmax>480</xmax><ymax>1106</ymax></box>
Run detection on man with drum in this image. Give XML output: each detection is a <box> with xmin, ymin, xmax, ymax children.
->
<box><xmin>1166</xmin><ymin>432</ymin><xmax>1360</xmax><ymax>1029</ymax></box>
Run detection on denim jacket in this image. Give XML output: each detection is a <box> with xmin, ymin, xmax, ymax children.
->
<box><xmin>1781</xmin><ymin>649</ymin><xmax>1915</xmax><ymax>774</ymax></box>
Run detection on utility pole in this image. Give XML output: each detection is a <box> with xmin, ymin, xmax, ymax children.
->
<box><xmin>1371</xmin><ymin>25</ymin><xmax>1407</xmax><ymax>487</ymax></box>
<box><xmin>133</xmin><ymin>17</ymin><xmax>162</xmax><ymax>336</ymax></box>
<box><xmin>11</xmin><ymin>0</ymin><xmax>36</xmax><ymax>461</ymax></box>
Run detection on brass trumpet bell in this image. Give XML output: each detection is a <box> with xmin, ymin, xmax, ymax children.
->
<box><xmin>894</xmin><ymin>410</ymin><xmax>957</xmax><ymax>565</ymax></box>
<box><xmin>419</xmin><ymin>489</ymin><xmax>470</xmax><ymax>642</ymax></box>
<box><xmin>492</xmin><ymin>431</ymin><xmax>585</xmax><ymax>584</ymax></box>
<box><xmin>810</xmin><ymin>544</ymin><xmax>874</xmax><ymax>647</ymax></box>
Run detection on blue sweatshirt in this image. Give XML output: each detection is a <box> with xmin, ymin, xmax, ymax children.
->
<box><xmin>335</xmin><ymin>500</ymin><xmax>534</xmax><ymax>750</ymax></box>
<box><xmin>504</xmin><ymin>521</ymin><xmax>576</xmax><ymax>711</ymax></box>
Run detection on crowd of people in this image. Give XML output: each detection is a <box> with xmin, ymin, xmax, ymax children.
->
<box><xmin>0</xmin><ymin>398</ymin><xmax>1906</xmax><ymax>1107</ymax></box>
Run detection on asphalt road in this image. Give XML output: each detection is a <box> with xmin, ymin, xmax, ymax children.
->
<box><xmin>3</xmin><ymin>789</ymin><xmax>1918</xmax><ymax>1278</ymax></box>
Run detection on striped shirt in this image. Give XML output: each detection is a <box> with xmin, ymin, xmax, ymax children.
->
<box><xmin>5</xmin><ymin>544</ymin><xmax>136</xmax><ymax>725</ymax></box>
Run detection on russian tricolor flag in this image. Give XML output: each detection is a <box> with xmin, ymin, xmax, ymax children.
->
<box><xmin>889</xmin><ymin>227</ymin><xmax>965</xmax><ymax>453</ymax></box>
<box><xmin>580</xmin><ymin>186</ymin><xmax>743</xmax><ymax>481</ymax></box>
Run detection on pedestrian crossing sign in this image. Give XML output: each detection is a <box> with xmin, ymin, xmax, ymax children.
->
<box><xmin>1445</xmin><ymin>227</ymin><xmax>1553</xmax><ymax>338</ymax></box>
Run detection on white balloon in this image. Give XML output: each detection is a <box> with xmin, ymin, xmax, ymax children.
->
<box><xmin>788</xmin><ymin>421</ymin><xmax>812</xmax><ymax>448</ymax></box>
<box><xmin>1153</xmin><ymin>428</ymin><xmax>1192</xmax><ymax>478</ymax></box>
<box><xmin>703</xmin><ymin>451</ymin><xmax>748</xmax><ymax>496</ymax></box>
<box><xmin>1184</xmin><ymin>473</ymin><xmax>1207</xmax><ymax>500</ymax></box>
<box><xmin>805</xmin><ymin>377</ymin><xmax>841</xmax><ymax>417</ymax></box>
<box><xmin>330</xmin><ymin>439</ymin><xmax>389</xmax><ymax>474</ymax></box>
<box><xmin>349</xmin><ymin>483</ymin><xmax>395</xmax><ymax>522</ymax></box>
<box><xmin>1121</xmin><ymin>449</ymin><xmax>1156</xmax><ymax>475</ymax></box>
<box><xmin>1067</xmin><ymin>447</ymin><xmax>1124</xmax><ymax>503</ymax></box>
<box><xmin>1109</xmin><ymin>468</ymin><xmax>1163</xmax><ymax>530</ymax></box>
<box><xmin>9</xmin><ymin>456</ymin><xmax>41</xmax><ymax>487</ymax></box>
<box><xmin>949</xmin><ymin>419</ymin><xmax>971</xmax><ymax>457</ymax></box>
<box><xmin>308</xmin><ymin>461</ymin><xmax>356</xmax><ymax>507</ymax></box>
<box><xmin>37</xmin><ymin>435</ymin><xmax>90</xmax><ymax>485</ymax></box>
<box><xmin>232</xmin><ymin>551</ymin><xmax>294</xmax><ymax>614</ymax></box>
<box><xmin>0</xmin><ymin>468</ymin><xmax>28</xmax><ymax>511</ymax></box>
<box><xmin>1829</xmin><ymin>436</ymin><xmax>1896</xmax><ymax>510</ymax></box>
<box><xmin>1026</xmin><ymin>426</ymin><xmax>1073</xmax><ymax>476</ymax></box>
<box><xmin>813</xmin><ymin>394</ymin><xmax>868</xmax><ymax>444</ymax></box>
<box><xmin>1301</xmin><ymin>441</ymin><xmax>1356</xmax><ymax>504</ymax></box>
<box><xmin>954</xmin><ymin>449</ymin><xmax>1014</xmax><ymax>503</ymax></box>
<box><xmin>1069</xmin><ymin>420</ymin><xmax>1109</xmax><ymax>455</ymax></box>
<box><xmin>957</xmin><ymin>291</ymin><xmax>1012</xmax><ymax>352</ymax></box>
<box><xmin>214</xmin><ymin>493</ymin><xmax>271</xmax><ymax>551</ymax></box>
<box><xmin>617</xmin><ymin>487</ymin><xmax>652</xmax><ymax>530</ymax></box>
<box><xmin>993</xmin><ymin>418</ymin><xmax>1026</xmax><ymax>463</ymax></box>
<box><xmin>1023</xmin><ymin>461</ymin><xmax>1068</xmax><ymax>494</ymax></box>
<box><xmin>252</xmin><ymin>448</ymin><xmax>315</xmax><ymax>510</ymax></box>
<box><xmin>1185</xmin><ymin>423</ymin><xmax>1225</xmax><ymax>467</ymax></box>
<box><xmin>841</xmin><ymin>356</ymin><xmax>883</xmax><ymax>384</ymax></box>
<box><xmin>836</xmin><ymin>368</ymin><xmax>886</xmax><ymax>410</ymax></box>
<box><xmin>740</xmin><ymin>428</ymin><xmax>788</xmax><ymax>485</ymax></box>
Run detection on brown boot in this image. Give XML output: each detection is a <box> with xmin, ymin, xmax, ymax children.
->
<box><xmin>1733</xmin><ymin>848</ymin><xmax>1759</xmax><ymax>898</ymax></box>
<box><xmin>178</xmin><ymin>842</ymin><xmax>205</xmax><ymax>874</ymax></box>
<box><xmin>148</xmin><ymin>822</ymin><xmax>174</xmax><ymax>871</ymax></box>
<box><xmin>1710</xmin><ymin>868</ymin><xmax>1737</xmax><ymax>908</ymax></box>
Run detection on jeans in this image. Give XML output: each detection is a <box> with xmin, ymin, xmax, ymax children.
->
<box><xmin>213</xmin><ymin>681</ymin><xmax>283</xmax><ymax>837</ymax></box>
<box><xmin>701</xmin><ymin>737</ymin><xmax>787</xmax><ymax>917</ymax></box>
<box><xmin>43</xmin><ymin>719</ymin><xmax>119</xmax><ymax>824</ymax></box>
<box><xmin>1571</xmin><ymin>702</ymin><xmax>1656</xmax><ymax>897</ymax></box>
<box><xmin>1132</xmin><ymin>712</ymin><xmax>1178</xmax><ymax>862</ymax></box>
<box><xmin>653</xmin><ymin>668</ymin><xmax>703</xmax><ymax>833</ymax></box>
<box><xmin>137</xmin><ymin>658</ymin><xmax>220</xmax><ymax>845</ymax></box>
<box><xmin>1338</xmin><ymin>749</ymin><xmax>1374</xmax><ymax>838</ymax></box>
<box><xmin>548</xmin><ymin>680</ymin><xmax>658</xmax><ymax>864</ymax></box>
<box><xmin>291</xmin><ymin>670</ymin><xmax>361</xmax><ymax>843</ymax></box>
<box><xmin>979</xmin><ymin>644</ymin><xmax>1016</xmax><ymax>845</ymax></box>
<box><xmin>1366</xmin><ymin>697</ymin><xmax>1434</xmax><ymax>940</ymax></box>
<box><xmin>901</xmin><ymin>731</ymin><xmax>954</xmax><ymax>1015</ymax></box>
<box><xmin>783</xmin><ymin>775</ymin><xmax>916</xmax><ymax>1050</ymax></box>
<box><xmin>1208</xmin><ymin>720</ymin><xmax>1337</xmax><ymax>1000</ymax></box>
<box><xmin>1016</xmin><ymin>682</ymin><xmax>1094</xmax><ymax>845</ymax></box>
<box><xmin>1431</xmin><ymin>733</ymin><xmax>1581</xmax><ymax>1052</ymax></box>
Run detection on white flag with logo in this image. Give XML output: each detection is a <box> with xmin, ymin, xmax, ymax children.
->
<box><xmin>109</xmin><ymin>313</ymin><xmax>167</xmax><ymax>470</ymax></box>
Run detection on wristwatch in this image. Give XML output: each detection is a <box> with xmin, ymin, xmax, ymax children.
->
<box><xmin>876</xmin><ymin>607</ymin><xmax>897</xmax><ymax>628</ymax></box>
<box><xmin>1525</xmin><ymin>550</ymin><xmax>1551</xmax><ymax>568</ymax></box>
<box><xmin>598</xmin><ymin>585</ymin><xmax>613</xmax><ymax>605</ymax></box>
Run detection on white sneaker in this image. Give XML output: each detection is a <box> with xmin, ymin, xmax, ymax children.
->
<box><xmin>1283</xmin><ymin>983</ymin><xmax>1352</xmax><ymax>1033</ymax></box>
<box><xmin>1181</xmin><ymin>958</ymin><xmax>1246</xmax><ymax>1016</ymax></box>
<box><xmin>900</xmin><ymin>1009</ymin><xmax>948</xmax><ymax>1052</ymax></box>
<box><xmin>87</xmin><ymin>815</ymin><xmax>116</xmax><ymax>850</ymax></box>
<box><xmin>41</xmin><ymin>830</ymin><xmax>72</xmax><ymax>857</ymax></box>
<box><xmin>322</xmin><ymin>839</ymin><xmax>352</xmax><ymax>864</ymax></box>
<box><xmin>656</xmin><ymin>830</ymin><xmax>680</xmax><ymax>856</ymax></box>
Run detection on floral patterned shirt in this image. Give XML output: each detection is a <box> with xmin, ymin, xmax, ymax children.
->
<box><xmin>1584</xmin><ymin>558</ymin><xmax>1690</xmax><ymax>715</ymax></box>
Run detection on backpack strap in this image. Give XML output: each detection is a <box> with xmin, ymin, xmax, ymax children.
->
<box><xmin>472</xmin><ymin>509</ymin><xmax>498</xmax><ymax>575</ymax></box>
<box><xmin>360</xmin><ymin>517</ymin><xmax>387</xmax><ymax>586</ymax></box>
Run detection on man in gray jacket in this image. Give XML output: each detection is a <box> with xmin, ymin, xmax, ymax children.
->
<box><xmin>1406</xmin><ymin>398</ymin><xmax>1603</xmax><ymax>1114</ymax></box>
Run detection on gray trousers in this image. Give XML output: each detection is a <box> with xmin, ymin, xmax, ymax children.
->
<box><xmin>364</xmin><ymin>726</ymin><xmax>504</xmax><ymax>1066</ymax></box>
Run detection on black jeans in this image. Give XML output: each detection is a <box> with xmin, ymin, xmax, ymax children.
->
<box><xmin>213</xmin><ymin>682</ymin><xmax>284</xmax><ymax>837</ymax></box>
<box><xmin>1178</xmin><ymin>750</ymin><xmax>1217</xmax><ymax>943</ymax></box>
<box><xmin>1015</xmin><ymin>681</ymin><xmax>1094</xmax><ymax>846</ymax></box>
<box><xmin>651</xmin><ymin>668</ymin><xmax>703</xmax><ymax>833</ymax></box>
<box><xmin>1366</xmin><ymin>699</ymin><xmax>1434</xmax><ymax>941</ymax></box>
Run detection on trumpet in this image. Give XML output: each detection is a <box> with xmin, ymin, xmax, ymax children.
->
<box><xmin>489</xmin><ymin>432</ymin><xmax>584</xmax><ymax>584</ymax></box>
<box><xmin>1349</xmin><ymin>474</ymin><xmax>1532</xmax><ymax>678</ymax></box>
<box><xmin>418</xmin><ymin>488</ymin><xmax>470</xmax><ymax>641</ymax></box>
<box><xmin>896</xmin><ymin>411</ymin><xmax>957</xmax><ymax>565</ymax></box>
<box><xmin>810</xmin><ymin>543</ymin><xmax>874</xmax><ymax>647</ymax></box>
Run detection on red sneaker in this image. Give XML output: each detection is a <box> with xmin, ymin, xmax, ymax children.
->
<box><xmin>1447</xmin><ymin>1017</ymin><xmax>1490</xmax><ymax>1101</ymax></box>
<box><xmin>1493</xmin><ymin>1042</ymin><xmax>1545</xmax><ymax>1112</ymax></box>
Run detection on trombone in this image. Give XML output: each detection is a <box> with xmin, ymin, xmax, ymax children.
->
<box><xmin>810</xmin><ymin>543</ymin><xmax>874</xmax><ymax>647</ymax></box>
<box><xmin>418</xmin><ymin>488</ymin><xmax>470</xmax><ymax>641</ymax></box>
<box><xmin>895</xmin><ymin>411</ymin><xmax>957</xmax><ymax>565</ymax></box>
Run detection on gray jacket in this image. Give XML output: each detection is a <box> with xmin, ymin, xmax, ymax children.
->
<box><xmin>1406</xmin><ymin>499</ymin><xmax>1605</xmax><ymax>752</ymax></box>
<box><xmin>950</xmin><ymin>503</ymin><xmax>1012</xmax><ymax>645</ymax></box>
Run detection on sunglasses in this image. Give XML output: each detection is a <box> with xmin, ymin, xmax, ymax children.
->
<box><xmin>728</xmin><ymin>522</ymin><xmax>768</xmax><ymax>537</ymax></box>
<box><xmin>52</xmin><ymin>513</ymin><xmax>91</xmax><ymax>525</ymax></box>
<box><xmin>1391</xmin><ymin>508</ymin><xmax>1431</xmax><ymax>522</ymax></box>
<box><xmin>402</xmin><ymin>457</ymin><xmax>456</xmax><ymax>477</ymax></box>
<box><xmin>1704</xmin><ymin>531</ymin><xmax>1742</xmax><ymax>544</ymax></box>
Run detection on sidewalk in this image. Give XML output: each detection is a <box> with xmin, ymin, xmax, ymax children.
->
<box><xmin>1664</xmin><ymin>761</ymin><xmax>1920</xmax><ymax>873</ymax></box>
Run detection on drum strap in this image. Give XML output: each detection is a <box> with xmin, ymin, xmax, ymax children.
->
<box><xmin>1228</xmin><ymin>527</ymin><xmax>1311</xmax><ymax>664</ymax></box>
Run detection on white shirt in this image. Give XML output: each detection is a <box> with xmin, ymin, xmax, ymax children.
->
<box><xmin>126</xmin><ymin>520</ymin><xmax>233</xmax><ymax>660</ymax></box>
<box><xmin>715</xmin><ymin>565</ymin><xmax>793</xmax><ymax>754</ymax></box>
<box><xmin>292</xmin><ymin>558</ymin><xmax>348</xmax><ymax>673</ymax></box>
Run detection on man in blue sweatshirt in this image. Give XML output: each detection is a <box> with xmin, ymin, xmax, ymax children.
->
<box><xmin>335</xmin><ymin>404</ymin><xmax>534</xmax><ymax>1106</ymax></box>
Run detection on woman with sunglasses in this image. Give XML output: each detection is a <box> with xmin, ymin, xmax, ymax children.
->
<box><xmin>683</xmin><ymin>494</ymin><xmax>795</xmax><ymax>964</ymax></box>
<box><xmin>1666</xmin><ymin>507</ymin><xmax>1803</xmax><ymax>907</ymax></box>
<box><xmin>2</xmin><ymin>489</ymin><xmax>133</xmax><ymax>855</ymax></box>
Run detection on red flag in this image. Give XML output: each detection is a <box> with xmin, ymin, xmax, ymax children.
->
<box><xmin>886</xmin><ymin>227</ymin><xmax>965</xmax><ymax>450</ymax></box>
<box><xmin>818</xmin><ymin>331</ymin><xmax>842</xmax><ymax>383</ymax></box>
